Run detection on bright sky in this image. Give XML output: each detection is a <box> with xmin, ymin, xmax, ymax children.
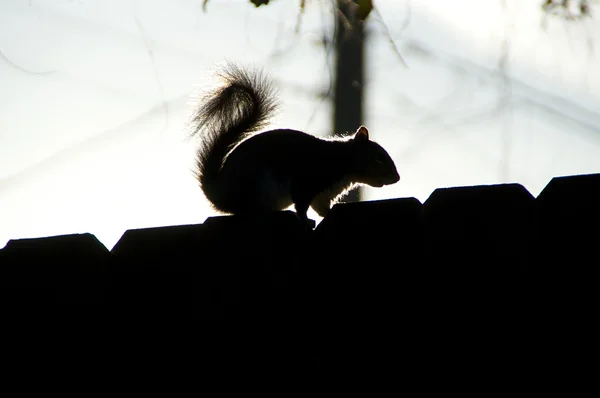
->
<box><xmin>1</xmin><ymin>0</ymin><xmax>599</xmax><ymax>250</ymax></box>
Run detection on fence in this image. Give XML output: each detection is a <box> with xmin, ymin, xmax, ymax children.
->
<box><xmin>1</xmin><ymin>172</ymin><xmax>597</xmax><ymax>377</ymax></box>
<box><xmin>1</xmin><ymin>172</ymin><xmax>598</xmax><ymax>318</ymax></box>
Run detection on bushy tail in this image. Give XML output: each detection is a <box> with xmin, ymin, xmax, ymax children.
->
<box><xmin>190</xmin><ymin>64</ymin><xmax>279</xmax><ymax>208</ymax></box>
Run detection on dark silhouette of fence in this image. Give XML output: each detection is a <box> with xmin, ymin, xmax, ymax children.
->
<box><xmin>0</xmin><ymin>172</ymin><xmax>597</xmax><ymax>379</ymax></box>
<box><xmin>1</xmin><ymin>172</ymin><xmax>598</xmax><ymax>316</ymax></box>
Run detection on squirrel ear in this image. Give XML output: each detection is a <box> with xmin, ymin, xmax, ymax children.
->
<box><xmin>354</xmin><ymin>125</ymin><xmax>369</xmax><ymax>141</ymax></box>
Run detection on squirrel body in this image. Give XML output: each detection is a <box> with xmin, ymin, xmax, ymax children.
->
<box><xmin>191</xmin><ymin>64</ymin><xmax>400</xmax><ymax>221</ymax></box>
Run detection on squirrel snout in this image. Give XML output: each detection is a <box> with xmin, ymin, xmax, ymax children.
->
<box><xmin>369</xmin><ymin>171</ymin><xmax>399</xmax><ymax>187</ymax></box>
<box><xmin>386</xmin><ymin>168</ymin><xmax>400</xmax><ymax>183</ymax></box>
<box><xmin>383</xmin><ymin>170</ymin><xmax>400</xmax><ymax>186</ymax></box>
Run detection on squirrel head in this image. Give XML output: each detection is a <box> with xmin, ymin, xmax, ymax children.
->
<box><xmin>350</xmin><ymin>126</ymin><xmax>400</xmax><ymax>187</ymax></box>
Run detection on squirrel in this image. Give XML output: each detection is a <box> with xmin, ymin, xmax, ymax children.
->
<box><xmin>189</xmin><ymin>63</ymin><xmax>400</xmax><ymax>223</ymax></box>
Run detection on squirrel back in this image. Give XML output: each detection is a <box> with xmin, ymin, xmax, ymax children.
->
<box><xmin>190</xmin><ymin>64</ymin><xmax>400</xmax><ymax>221</ymax></box>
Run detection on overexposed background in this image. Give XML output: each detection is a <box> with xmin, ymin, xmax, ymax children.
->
<box><xmin>1</xmin><ymin>0</ymin><xmax>599</xmax><ymax>250</ymax></box>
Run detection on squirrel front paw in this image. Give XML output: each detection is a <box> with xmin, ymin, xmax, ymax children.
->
<box><xmin>303</xmin><ymin>217</ymin><xmax>316</xmax><ymax>230</ymax></box>
<box><xmin>294</xmin><ymin>210</ymin><xmax>315</xmax><ymax>231</ymax></box>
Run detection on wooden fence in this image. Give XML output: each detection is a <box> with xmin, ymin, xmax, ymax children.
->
<box><xmin>1</xmin><ymin>172</ymin><xmax>597</xmax><ymax>378</ymax></box>
<box><xmin>1</xmin><ymin>172</ymin><xmax>598</xmax><ymax>317</ymax></box>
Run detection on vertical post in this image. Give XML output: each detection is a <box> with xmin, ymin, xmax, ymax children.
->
<box><xmin>333</xmin><ymin>0</ymin><xmax>365</xmax><ymax>203</ymax></box>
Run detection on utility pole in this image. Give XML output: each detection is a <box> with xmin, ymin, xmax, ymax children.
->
<box><xmin>333</xmin><ymin>0</ymin><xmax>365</xmax><ymax>203</ymax></box>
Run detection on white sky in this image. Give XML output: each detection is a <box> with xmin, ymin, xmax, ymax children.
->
<box><xmin>1</xmin><ymin>0</ymin><xmax>599</xmax><ymax>250</ymax></box>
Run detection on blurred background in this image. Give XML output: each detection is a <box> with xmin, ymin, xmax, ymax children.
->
<box><xmin>1</xmin><ymin>0</ymin><xmax>599</xmax><ymax>250</ymax></box>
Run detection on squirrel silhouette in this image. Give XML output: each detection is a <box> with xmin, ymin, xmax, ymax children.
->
<box><xmin>190</xmin><ymin>63</ymin><xmax>400</xmax><ymax>222</ymax></box>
